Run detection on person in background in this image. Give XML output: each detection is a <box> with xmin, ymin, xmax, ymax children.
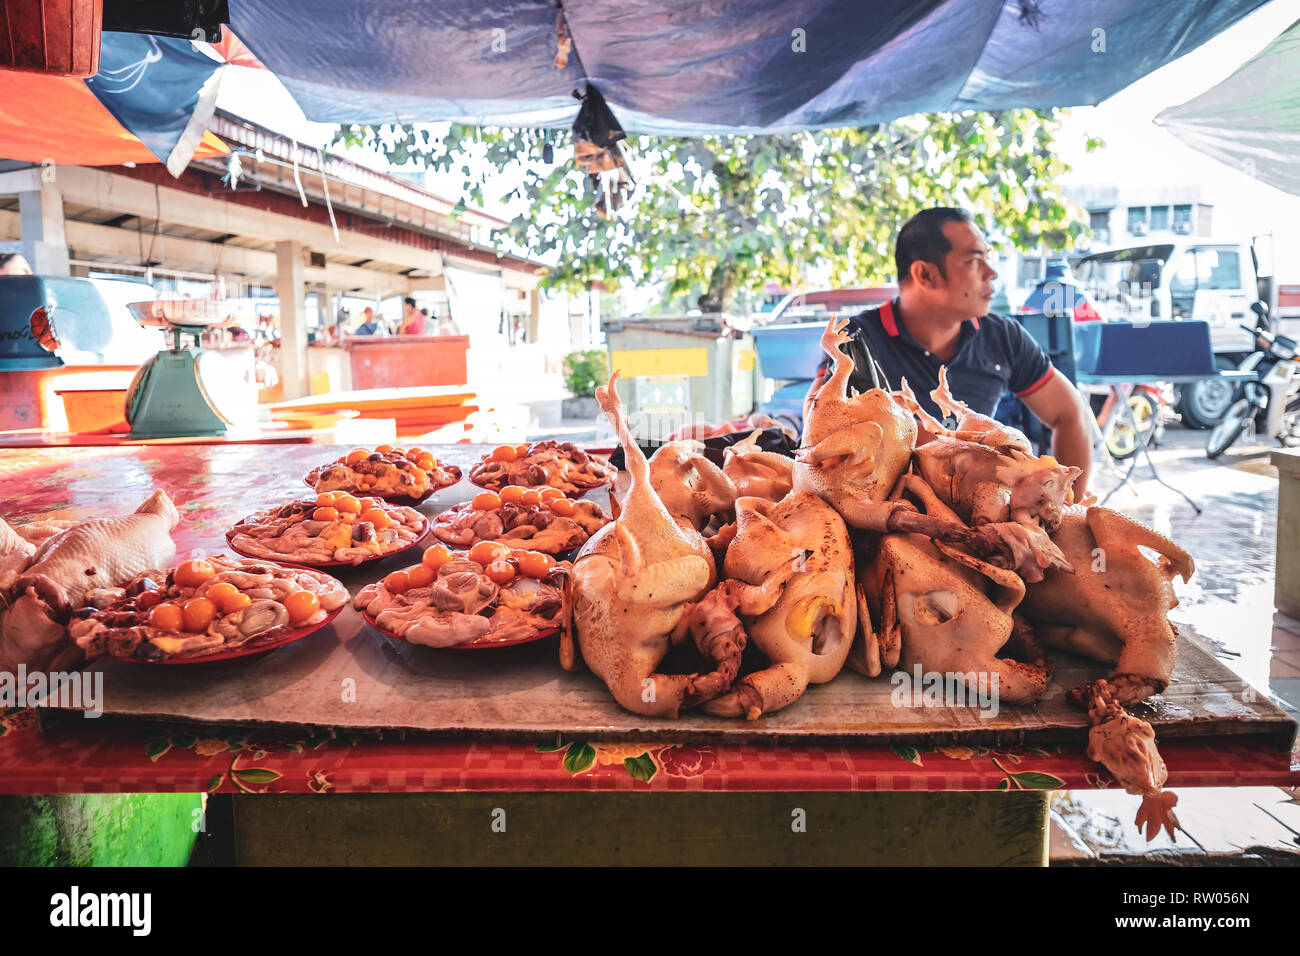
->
<box><xmin>806</xmin><ymin>206</ymin><xmax>1092</xmax><ymax>497</ymax></box>
<box><xmin>437</xmin><ymin>312</ymin><xmax>460</xmax><ymax>336</ymax></box>
<box><xmin>354</xmin><ymin>306</ymin><xmax>385</xmax><ymax>336</ymax></box>
<box><xmin>0</xmin><ymin>252</ymin><xmax>33</xmax><ymax>275</ymax></box>
<box><xmin>400</xmin><ymin>297</ymin><xmax>426</xmax><ymax>335</ymax></box>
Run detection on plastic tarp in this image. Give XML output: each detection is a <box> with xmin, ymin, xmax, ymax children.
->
<box><xmin>0</xmin><ymin>33</ymin><xmax>227</xmax><ymax>171</ymax></box>
<box><xmin>1155</xmin><ymin>18</ymin><xmax>1300</xmax><ymax>198</ymax></box>
<box><xmin>230</xmin><ymin>0</ymin><xmax>1270</xmax><ymax>133</ymax></box>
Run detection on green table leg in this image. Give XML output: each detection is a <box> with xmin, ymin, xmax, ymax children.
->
<box><xmin>0</xmin><ymin>793</ymin><xmax>202</xmax><ymax>866</ymax></box>
<box><xmin>233</xmin><ymin>792</ymin><xmax>1048</xmax><ymax>866</ymax></box>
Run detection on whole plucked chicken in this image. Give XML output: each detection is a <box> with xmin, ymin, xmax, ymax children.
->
<box><xmin>0</xmin><ymin>490</ymin><xmax>180</xmax><ymax>671</ymax></box>
<box><xmin>561</xmin><ymin>373</ymin><xmax>738</xmax><ymax>717</ymax></box>
<box><xmin>610</xmin><ymin>439</ymin><xmax>737</xmax><ymax>534</ymax></box>
<box><xmin>1019</xmin><ymin>505</ymin><xmax>1194</xmax><ymax>706</ymax></box>
<box><xmin>706</xmin><ymin>491</ymin><xmax>856</xmax><ymax>719</ymax></box>
<box><xmin>854</xmin><ymin>475</ymin><xmax>1052</xmax><ymax>703</ymax></box>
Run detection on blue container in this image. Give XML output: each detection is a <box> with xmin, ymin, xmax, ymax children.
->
<box><xmin>750</xmin><ymin>322</ymin><xmax>828</xmax><ymax>382</ymax></box>
<box><xmin>0</xmin><ymin>276</ymin><xmax>115</xmax><ymax>371</ymax></box>
<box><xmin>1074</xmin><ymin>320</ymin><xmax>1218</xmax><ymax>378</ymax></box>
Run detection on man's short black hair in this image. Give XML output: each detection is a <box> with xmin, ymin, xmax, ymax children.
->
<box><xmin>404</xmin><ymin>296</ymin><xmax>417</xmax><ymax>309</ymax></box>
<box><xmin>895</xmin><ymin>207</ymin><xmax>973</xmax><ymax>285</ymax></box>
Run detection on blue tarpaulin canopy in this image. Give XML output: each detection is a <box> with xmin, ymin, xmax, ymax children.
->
<box><xmin>229</xmin><ymin>0</ymin><xmax>1271</xmax><ymax>133</ymax></box>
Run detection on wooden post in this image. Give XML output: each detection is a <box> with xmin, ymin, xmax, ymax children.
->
<box><xmin>1273</xmin><ymin>450</ymin><xmax>1300</xmax><ymax>619</ymax></box>
<box><xmin>276</xmin><ymin>239</ymin><xmax>309</xmax><ymax>399</ymax></box>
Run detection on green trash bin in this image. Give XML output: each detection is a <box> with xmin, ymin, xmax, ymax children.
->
<box><xmin>602</xmin><ymin>314</ymin><xmax>757</xmax><ymax>442</ymax></box>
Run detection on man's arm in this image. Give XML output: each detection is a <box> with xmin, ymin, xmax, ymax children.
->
<box><xmin>1020</xmin><ymin>369</ymin><xmax>1092</xmax><ymax>499</ymax></box>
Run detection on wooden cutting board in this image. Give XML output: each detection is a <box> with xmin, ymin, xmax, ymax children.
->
<box><xmin>63</xmin><ymin>612</ymin><xmax>1297</xmax><ymax>750</ymax></box>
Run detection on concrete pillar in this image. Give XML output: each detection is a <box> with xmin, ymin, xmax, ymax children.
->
<box><xmin>275</xmin><ymin>239</ymin><xmax>309</xmax><ymax>400</ymax></box>
<box><xmin>528</xmin><ymin>288</ymin><xmax>541</xmax><ymax>344</ymax></box>
<box><xmin>18</xmin><ymin>184</ymin><xmax>70</xmax><ymax>276</ymax></box>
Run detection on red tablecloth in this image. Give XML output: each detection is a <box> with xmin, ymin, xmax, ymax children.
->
<box><xmin>1</xmin><ymin>445</ymin><xmax>1296</xmax><ymax>795</ymax></box>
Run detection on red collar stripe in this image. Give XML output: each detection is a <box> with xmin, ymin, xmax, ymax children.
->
<box><xmin>1015</xmin><ymin>367</ymin><xmax>1055</xmax><ymax>398</ymax></box>
<box><xmin>880</xmin><ymin>299</ymin><xmax>900</xmax><ymax>336</ymax></box>
<box><xmin>971</xmin><ymin>316</ymin><xmax>981</xmax><ymax>330</ymax></box>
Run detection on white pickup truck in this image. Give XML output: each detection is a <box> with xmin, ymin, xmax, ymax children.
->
<box><xmin>1072</xmin><ymin>239</ymin><xmax>1263</xmax><ymax>428</ymax></box>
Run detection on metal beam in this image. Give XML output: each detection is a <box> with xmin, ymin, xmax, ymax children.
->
<box><xmin>54</xmin><ymin>166</ymin><xmax>445</xmax><ymax>277</ymax></box>
<box><xmin>0</xmin><ymin>210</ymin><xmax>414</xmax><ymax>295</ymax></box>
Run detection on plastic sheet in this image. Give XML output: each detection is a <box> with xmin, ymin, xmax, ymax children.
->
<box><xmin>228</xmin><ymin>0</ymin><xmax>1271</xmax><ymax>132</ymax></box>
<box><xmin>1156</xmin><ymin>18</ymin><xmax>1300</xmax><ymax>198</ymax></box>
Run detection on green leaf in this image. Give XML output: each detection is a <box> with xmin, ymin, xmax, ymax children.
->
<box><xmin>1007</xmin><ymin>770</ymin><xmax>1066</xmax><ymax>791</ymax></box>
<box><xmin>996</xmin><ymin>779</ymin><xmax>1010</xmax><ymax>791</ymax></box>
<box><xmin>623</xmin><ymin>753</ymin><xmax>657</xmax><ymax>782</ymax></box>
<box><xmin>206</xmin><ymin>774</ymin><xmax>224</xmax><ymax>792</ymax></box>
<box><xmin>170</xmin><ymin>734</ymin><xmax>197</xmax><ymax>749</ymax></box>
<box><xmin>890</xmin><ymin>742</ymin><xmax>922</xmax><ymax>766</ymax></box>
<box><xmin>562</xmin><ymin>742</ymin><xmax>596</xmax><ymax>775</ymax></box>
<box><xmin>232</xmin><ymin>768</ymin><xmax>282</xmax><ymax>785</ymax></box>
<box><xmin>145</xmin><ymin>739</ymin><xmax>171</xmax><ymax>761</ymax></box>
<box><xmin>536</xmin><ymin>737</ymin><xmax>566</xmax><ymax>753</ymax></box>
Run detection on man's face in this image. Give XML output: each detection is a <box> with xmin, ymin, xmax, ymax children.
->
<box><xmin>936</xmin><ymin>221</ymin><xmax>997</xmax><ymax>313</ymax></box>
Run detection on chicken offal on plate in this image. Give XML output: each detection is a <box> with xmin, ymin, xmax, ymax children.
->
<box><xmin>354</xmin><ymin>542</ymin><xmax>567</xmax><ymax>648</ymax></box>
<box><xmin>70</xmin><ymin>555</ymin><xmax>348</xmax><ymax>662</ymax></box>
<box><xmin>468</xmin><ymin>441</ymin><xmax>615</xmax><ymax>496</ymax></box>
<box><xmin>305</xmin><ymin>445</ymin><xmax>461</xmax><ymax>501</ymax></box>
<box><xmin>228</xmin><ymin>493</ymin><xmax>425</xmax><ymax>566</ymax></box>
<box><xmin>431</xmin><ymin>486</ymin><xmax>609</xmax><ymax>554</ymax></box>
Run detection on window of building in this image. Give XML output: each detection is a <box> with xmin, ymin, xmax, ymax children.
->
<box><xmin>1017</xmin><ymin>257</ymin><xmax>1044</xmax><ymax>287</ymax></box>
<box><xmin>1149</xmin><ymin>205</ymin><xmax>1170</xmax><ymax>231</ymax></box>
<box><xmin>1127</xmin><ymin>207</ymin><xmax>1147</xmax><ymax>233</ymax></box>
<box><xmin>1173</xmin><ymin>204</ymin><xmax>1193</xmax><ymax>227</ymax></box>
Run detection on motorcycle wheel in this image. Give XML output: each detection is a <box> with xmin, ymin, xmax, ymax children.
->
<box><xmin>1178</xmin><ymin>358</ymin><xmax>1240</xmax><ymax>429</ymax></box>
<box><xmin>1105</xmin><ymin>392</ymin><xmax>1159</xmax><ymax>459</ymax></box>
<box><xmin>1206</xmin><ymin>398</ymin><xmax>1256</xmax><ymax>459</ymax></box>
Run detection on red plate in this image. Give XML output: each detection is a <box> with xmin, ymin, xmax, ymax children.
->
<box><xmin>224</xmin><ymin>518</ymin><xmax>432</xmax><ymax>570</ymax></box>
<box><xmin>360</xmin><ymin>607</ymin><xmax>559</xmax><ymax>651</ymax></box>
<box><xmin>111</xmin><ymin>605</ymin><xmax>344</xmax><ymax>665</ymax></box>
<box><xmin>302</xmin><ymin>465</ymin><xmax>462</xmax><ymax>504</ymax></box>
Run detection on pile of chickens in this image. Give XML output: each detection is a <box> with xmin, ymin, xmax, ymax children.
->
<box><xmin>562</xmin><ymin>317</ymin><xmax>1195</xmax><ymax>840</ymax></box>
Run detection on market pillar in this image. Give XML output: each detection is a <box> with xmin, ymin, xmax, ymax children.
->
<box><xmin>18</xmin><ymin>183</ymin><xmax>70</xmax><ymax>276</ymax></box>
<box><xmin>276</xmin><ymin>239</ymin><xmax>310</xmax><ymax>399</ymax></box>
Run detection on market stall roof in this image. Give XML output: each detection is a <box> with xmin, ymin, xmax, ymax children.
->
<box><xmin>1155</xmin><ymin>18</ymin><xmax>1300</xmax><ymax>198</ymax></box>
<box><xmin>0</xmin><ymin>32</ymin><xmax>228</xmax><ymax>172</ymax></box>
<box><xmin>231</xmin><ymin>0</ymin><xmax>1272</xmax><ymax>133</ymax></box>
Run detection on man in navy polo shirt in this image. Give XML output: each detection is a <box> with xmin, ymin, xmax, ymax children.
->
<box><xmin>808</xmin><ymin>207</ymin><xmax>1091</xmax><ymax>496</ymax></box>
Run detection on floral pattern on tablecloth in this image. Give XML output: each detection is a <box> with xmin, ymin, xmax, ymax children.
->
<box><xmin>890</xmin><ymin>741</ymin><xmax>1068</xmax><ymax>791</ymax></box>
<box><xmin>538</xmin><ymin>737</ymin><xmax>720</xmax><ymax>782</ymax></box>
<box><xmin>141</xmin><ymin>724</ymin><xmax>364</xmax><ymax>794</ymax></box>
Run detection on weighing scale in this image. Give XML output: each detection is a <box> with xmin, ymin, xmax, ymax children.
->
<box><xmin>125</xmin><ymin>301</ymin><xmax>253</xmax><ymax>439</ymax></box>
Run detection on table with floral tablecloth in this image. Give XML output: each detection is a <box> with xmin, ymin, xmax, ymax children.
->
<box><xmin>1</xmin><ymin>445</ymin><xmax>1296</xmax><ymax>798</ymax></box>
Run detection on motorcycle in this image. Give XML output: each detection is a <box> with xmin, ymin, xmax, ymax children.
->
<box><xmin>1205</xmin><ymin>303</ymin><xmax>1300</xmax><ymax>459</ymax></box>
